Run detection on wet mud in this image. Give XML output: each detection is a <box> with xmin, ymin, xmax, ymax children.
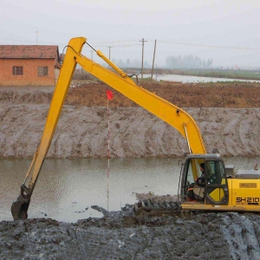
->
<box><xmin>1</xmin><ymin>207</ymin><xmax>260</xmax><ymax>259</ymax></box>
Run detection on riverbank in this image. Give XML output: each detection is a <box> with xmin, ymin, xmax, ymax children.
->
<box><xmin>1</xmin><ymin>105</ymin><xmax>259</xmax><ymax>158</ymax></box>
<box><xmin>0</xmin><ymin>82</ymin><xmax>259</xmax><ymax>158</ymax></box>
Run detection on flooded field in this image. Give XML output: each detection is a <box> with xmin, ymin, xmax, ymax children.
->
<box><xmin>1</xmin><ymin>156</ymin><xmax>259</xmax><ymax>223</ymax></box>
<box><xmin>152</xmin><ymin>74</ymin><xmax>260</xmax><ymax>83</ymax></box>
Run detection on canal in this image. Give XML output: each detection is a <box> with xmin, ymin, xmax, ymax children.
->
<box><xmin>1</xmin><ymin>157</ymin><xmax>259</xmax><ymax>222</ymax></box>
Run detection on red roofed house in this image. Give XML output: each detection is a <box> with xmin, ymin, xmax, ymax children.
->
<box><xmin>0</xmin><ymin>45</ymin><xmax>61</xmax><ymax>86</ymax></box>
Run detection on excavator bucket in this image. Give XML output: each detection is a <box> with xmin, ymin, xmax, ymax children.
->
<box><xmin>11</xmin><ymin>195</ymin><xmax>30</xmax><ymax>220</ymax></box>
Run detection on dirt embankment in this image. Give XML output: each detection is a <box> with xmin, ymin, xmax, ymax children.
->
<box><xmin>0</xmin><ymin>82</ymin><xmax>259</xmax><ymax>158</ymax></box>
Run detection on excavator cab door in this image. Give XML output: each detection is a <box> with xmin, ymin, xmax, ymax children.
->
<box><xmin>204</xmin><ymin>159</ymin><xmax>229</xmax><ymax>205</ymax></box>
<box><xmin>180</xmin><ymin>155</ymin><xmax>229</xmax><ymax>205</ymax></box>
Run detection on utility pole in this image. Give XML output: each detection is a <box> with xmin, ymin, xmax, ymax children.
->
<box><xmin>108</xmin><ymin>46</ymin><xmax>112</xmax><ymax>60</ymax></box>
<box><xmin>139</xmin><ymin>38</ymin><xmax>147</xmax><ymax>79</ymax></box>
<box><xmin>35</xmin><ymin>31</ymin><xmax>39</xmax><ymax>45</ymax></box>
<box><xmin>151</xmin><ymin>40</ymin><xmax>157</xmax><ymax>80</ymax></box>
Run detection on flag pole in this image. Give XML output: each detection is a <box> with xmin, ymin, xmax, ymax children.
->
<box><xmin>106</xmin><ymin>90</ymin><xmax>113</xmax><ymax>211</ymax></box>
<box><xmin>107</xmin><ymin>96</ymin><xmax>110</xmax><ymax>211</ymax></box>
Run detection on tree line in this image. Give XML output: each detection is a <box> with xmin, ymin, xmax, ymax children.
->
<box><xmin>111</xmin><ymin>55</ymin><xmax>213</xmax><ymax>69</ymax></box>
<box><xmin>166</xmin><ymin>55</ymin><xmax>213</xmax><ymax>69</ymax></box>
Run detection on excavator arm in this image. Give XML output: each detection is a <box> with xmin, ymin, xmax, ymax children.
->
<box><xmin>11</xmin><ymin>37</ymin><xmax>206</xmax><ymax>220</ymax></box>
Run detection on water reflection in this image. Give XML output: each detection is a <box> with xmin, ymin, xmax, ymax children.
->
<box><xmin>1</xmin><ymin>157</ymin><xmax>259</xmax><ymax>223</ymax></box>
<box><xmin>144</xmin><ymin>74</ymin><xmax>260</xmax><ymax>83</ymax></box>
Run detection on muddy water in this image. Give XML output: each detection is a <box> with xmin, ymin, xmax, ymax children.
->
<box><xmin>1</xmin><ymin>157</ymin><xmax>259</xmax><ymax>223</ymax></box>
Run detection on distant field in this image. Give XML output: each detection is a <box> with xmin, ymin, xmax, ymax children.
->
<box><xmin>74</xmin><ymin>67</ymin><xmax>260</xmax><ymax>81</ymax></box>
<box><xmin>66</xmin><ymin>81</ymin><xmax>260</xmax><ymax>108</ymax></box>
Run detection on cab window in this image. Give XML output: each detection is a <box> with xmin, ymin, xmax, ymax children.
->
<box><xmin>206</xmin><ymin>160</ymin><xmax>226</xmax><ymax>185</ymax></box>
<box><xmin>186</xmin><ymin>159</ymin><xmax>202</xmax><ymax>184</ymax></box>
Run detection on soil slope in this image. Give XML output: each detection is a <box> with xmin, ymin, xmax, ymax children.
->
<box><xmin>0</xmin><ymin>82</ymin><xmax>259</xmax><ymax>158</ymax></box>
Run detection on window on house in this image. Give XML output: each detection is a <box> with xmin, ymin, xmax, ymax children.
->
<box><xmin>38</xmin><ymin>66</ymin><xmax>48</xmax><ymax>76</ymax></box>
<box><xmin>12</xmin><ymin>66</ymin><xmax>23</xmax><ymax>75</ymax></box>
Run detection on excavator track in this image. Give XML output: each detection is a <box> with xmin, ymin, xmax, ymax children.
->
<box><xmin>133</xmin><ymin>193</ymin><xmax>184</xmax><ymax>217</ymax></box>
<box><xmin>134</xmin><ymin>199</ymin><xmax>181</xmax><ymax>216</ymax></box>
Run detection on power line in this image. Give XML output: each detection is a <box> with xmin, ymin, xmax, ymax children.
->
<box><xmin>157</xmin><ymin>40</ymin><xmax>260</xmax><ymax>51</ymax></box>
<box><xmin>92</xmin><ymin>39</ymin><xmax>138</xmax><ymax>45</ymax></box>
<box><xmin>1</xmin><ymin>34</ymin><xmax>258</xmax><ymax>52</ymax></box>
<box><xmin>95</xmin><ymin>43</ymin><xmax>141</xmax><ymax>48</ymax></box>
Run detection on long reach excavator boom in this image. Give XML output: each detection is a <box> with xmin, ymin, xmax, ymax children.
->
<box><xmin>11</xmin><ymin>37</ymin><xmax>206</xmax><ymax>220</ymax></box>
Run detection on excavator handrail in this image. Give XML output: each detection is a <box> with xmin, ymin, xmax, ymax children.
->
<box><xmin>11</xmin><ymin>36</ymin><xmax>206</xmax><ymax>220</ymax></box>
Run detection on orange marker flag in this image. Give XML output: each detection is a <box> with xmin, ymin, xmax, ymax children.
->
<box><xmin>106</xmin><ymin>90</ymin><xmax>113</xmax><ymax>100</ymax></box>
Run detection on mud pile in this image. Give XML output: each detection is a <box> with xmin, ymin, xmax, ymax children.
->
<box><xmin>1</xmin><ymin>210</ymin><xmax>260</xmax><ymax>259</ymax></box>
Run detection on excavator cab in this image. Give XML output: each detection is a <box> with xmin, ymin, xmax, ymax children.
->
<box><xmin>180</xmin><ymin>154</ymin><xmax>229</xmax><ymax>206</ymax></box>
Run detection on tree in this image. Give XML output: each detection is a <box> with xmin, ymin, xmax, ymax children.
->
<box><xmin>166</xmin><ymin>55</ymin><xmax>213</xmax><ymax>69</ymax></box>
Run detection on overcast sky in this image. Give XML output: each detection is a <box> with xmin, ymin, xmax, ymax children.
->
<box><xmin>1</xmin><ymin>0</ymin><xmax>260</xmax><ymax>68</ymax></box>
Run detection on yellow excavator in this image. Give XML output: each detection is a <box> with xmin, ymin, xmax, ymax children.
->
<box><xmin>11</xmin><ymin>37</ymin><xmax>260</xmax><ymax>220</ymax></box>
